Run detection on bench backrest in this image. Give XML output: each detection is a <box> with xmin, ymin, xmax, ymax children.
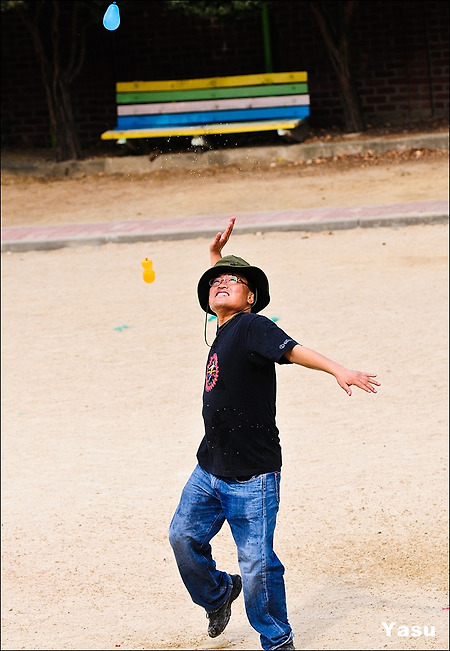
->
<box><xmin>114</xmin><ymin>71</ymin><xmax>309</xmax><ymax>130</ymax></box>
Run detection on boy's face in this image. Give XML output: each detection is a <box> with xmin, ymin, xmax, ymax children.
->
<box><xmin>208</xmin><ymin>273</ymin><xmax>254</xmax><ymax>316</ymax></box>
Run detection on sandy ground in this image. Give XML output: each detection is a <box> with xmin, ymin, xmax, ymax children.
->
<box><xmin>1</xmin><ymin>148</ymin><xmax>449</xmax><ymax>228</ymax></box>
<box><xmin>1</xmin><ymin>151</ymin><xmax>449</xmax><ymax>650</ymax></box>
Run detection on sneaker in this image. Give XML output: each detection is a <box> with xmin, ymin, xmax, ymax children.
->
<box><xmin>277</xmin><ymin>641</ymin><xmax>295</xmax><ymax>650</ymax></box>
<box><xmin>207</xmin><ymin>574</ymin><xmax>242</xmax><ymax>638</ymax></box>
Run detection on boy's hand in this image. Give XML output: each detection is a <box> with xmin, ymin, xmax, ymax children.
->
<box><xmin>209</xmin><ymin>217</ymin><xmax>236</xmax><ymax>265</ymax></box>
<box><xmin>336</xmin><ymin>370</ymin><xmax>380</xmax><ymax>396</ymax></box>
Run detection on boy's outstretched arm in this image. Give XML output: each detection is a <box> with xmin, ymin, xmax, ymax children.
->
<box><xmin>209</xmin><ymin>217</ymin><xmax>236</xmax><ymax>266</ymax></box>
<box><xmin>284</xmin><ymin>345</ymin><xmax>380</xmax><ymax>396</ymax></box>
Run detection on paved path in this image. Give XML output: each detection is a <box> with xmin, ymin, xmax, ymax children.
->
<box><xmin>1</xmin><ymin>199</ymin><xmax>448</xmax><ymax>252</ymax></box>
<box><xmin>2</xmin><ymin>130</ymin><xmax>448</xmax><ymax>252</ymax></box>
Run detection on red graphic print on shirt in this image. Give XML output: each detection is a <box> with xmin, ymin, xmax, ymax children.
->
<box><xmin>205</xmin><ymin>352</ymin><xmax>219</xmax><ymax>392</ymax></box>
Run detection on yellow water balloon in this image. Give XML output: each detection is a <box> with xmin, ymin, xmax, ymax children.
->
<box><xmin>142</xmin><ymin>257</ymin><xmax>155</xmax><ymax>284</ymax></box>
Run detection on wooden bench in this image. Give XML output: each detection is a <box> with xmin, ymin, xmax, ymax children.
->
<box><xmin>100</xmin><ymin>71</ymin><xmax>309</xmax><ymax>147</ymax></box>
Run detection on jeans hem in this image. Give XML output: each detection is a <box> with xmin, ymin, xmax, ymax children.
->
<box><xmin>269</xmin><ymin>633</ymin><xmax>294</xmax><ymax>650</ymax></box>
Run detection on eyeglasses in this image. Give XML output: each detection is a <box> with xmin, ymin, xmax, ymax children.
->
<box><xmin>209</xmin><ymin>274</ymin><xmax>250</xmax><ymax>288</ymax></box>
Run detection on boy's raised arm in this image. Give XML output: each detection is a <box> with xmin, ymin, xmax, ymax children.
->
<box><xmin>209</xmin><ymin>217</ymin><xmax>236</xmax><ymax>266</ymax></box>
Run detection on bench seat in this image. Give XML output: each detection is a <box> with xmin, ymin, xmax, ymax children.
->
<box><xmin>101</xmin><ymin>71</ymin><xmax>310</xmax><ymax>143</ymax></box>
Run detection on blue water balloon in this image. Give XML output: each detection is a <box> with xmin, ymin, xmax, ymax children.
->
<box><xmin>103</xmin><ymin>2</ymin><xmax>120</xmax><ymax>31</ymax></box>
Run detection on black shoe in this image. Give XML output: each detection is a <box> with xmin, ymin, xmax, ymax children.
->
<box><xmin>207</xmin><ymin>574</ymin><xmax>242</xmax><ymax>638</ymax></box>
<box><xmin>277</xmin><ymin>641</ymin><xmax>295</xmax><ymax>650</ymax></box>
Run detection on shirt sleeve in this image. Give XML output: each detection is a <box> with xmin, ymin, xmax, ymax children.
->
<box><xmin>247</xmin><ymin>314</ymin><xmax>299</xmax><ymax>364</ymax></box>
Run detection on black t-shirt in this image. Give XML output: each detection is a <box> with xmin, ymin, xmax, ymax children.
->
<box><xmin>197</xmin><ymin>312</ymin><xmax>298</xmax><ymax>477</ymax></box>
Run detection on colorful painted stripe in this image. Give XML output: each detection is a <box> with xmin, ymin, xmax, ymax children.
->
<box><xmin>116</xmin><ymin>71</ymin><xmax>308</xmax><ymax>93</ymax></box>
<box><xmin>116</xmin><ymin>106</ymin><xmax>310</xmax><ymax>129</ymax></box>
<box><xmin>118</xmin><ymin>94</ymin><xmax>311</xmax><ymax>116</ymax></box>
<box><xmin>100</xmin><ymin>118</ymin><xmax>303</xmax><ymax>140</ymax></box>
<box><xmin>116</xmin><ymin>82</ymin><xmax>308</xmax><ymax>105</ymax></box>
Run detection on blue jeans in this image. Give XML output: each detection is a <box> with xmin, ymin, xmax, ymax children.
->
<box><xmin>169</xmin><ymin>464</ymin><xmax>293</xmax><ymax>650</ymax></box>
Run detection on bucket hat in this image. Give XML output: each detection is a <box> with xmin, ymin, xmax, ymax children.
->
<box><xmin>197</xmin><ymin>255</ymin><xmax>270</xmax><ymax>315</ymax></box>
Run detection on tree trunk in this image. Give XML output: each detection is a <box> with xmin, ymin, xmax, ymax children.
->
<box><xmin>335</xmin><ymin>59</ymin><xmax>366</xmax><ymax>133</ymax></box>
<box><xmin>310</xmin><ymin>0</ymin><xmax>366</xmax><ymax>132</ymax></box>
<box><xmin>50</xmin><ymin>77</ymin><xmax>83</xmax><ymax>161</ymax></box>
<box><xmin>17</xmin><ymin>0</ymin><xmax>84</xmax><ymax>161</ymax></box>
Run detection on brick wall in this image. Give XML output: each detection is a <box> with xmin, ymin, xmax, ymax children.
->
<box><xmin>1</xmin><ymin>0</ymin><xmax>448</xmax><ymax>149</ymax></box>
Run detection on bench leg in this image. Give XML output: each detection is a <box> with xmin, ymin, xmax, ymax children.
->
<box><xmin>277</xmin><ymin>119</ymin><xmax>309</xmax><ymax>143</ymax></box>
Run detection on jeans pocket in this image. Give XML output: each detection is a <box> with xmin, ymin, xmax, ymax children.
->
<box><xmin>274</xmin><ymin>471</ymin><xmax>281</xmax><ymax>504</ymax></box>
<box><xmin>235</xmin><ymin>474</ymin><xmax>257</xmax><ymax>483</ymax></box>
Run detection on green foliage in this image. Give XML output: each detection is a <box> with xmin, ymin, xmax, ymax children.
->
<box><xmin>165</xmin><ymin>0</ymin><xmax>269</xmax><ymax>19</ymax></box>
<box><xmin>1</xmin><ymin>0</ymin><xmax>109</xmax><ymax>16</ymax></box>
<box><xmin>1</xmin><ymin>0</ymin><xmax>26</xmax><ymax>11</ymax></box>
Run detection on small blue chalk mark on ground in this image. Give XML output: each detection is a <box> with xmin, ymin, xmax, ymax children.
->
<box><xmin>113</xmin><ymin>325</ymin><xmax>133</xmax><ymax>332</ymax></box>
